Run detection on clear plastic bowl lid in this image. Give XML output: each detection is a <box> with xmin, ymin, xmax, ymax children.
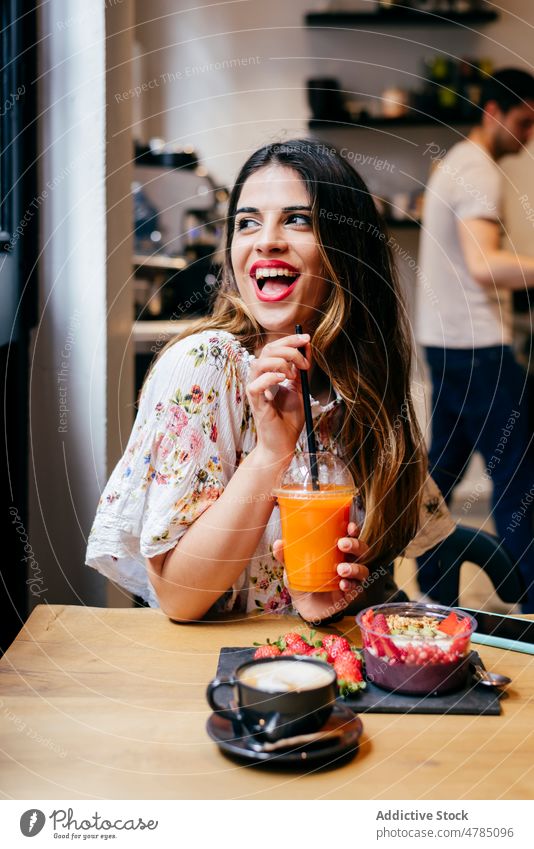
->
<box><xmin>273</xmin><ymin>451</ymin><xmax>355</xmax><ymax>496</ymax></box>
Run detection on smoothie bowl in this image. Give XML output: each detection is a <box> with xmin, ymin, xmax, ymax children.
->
<box><xmin>356</xmin><ymin>603</ymin><xmax>477</xmax><ymax>696</ymax></box>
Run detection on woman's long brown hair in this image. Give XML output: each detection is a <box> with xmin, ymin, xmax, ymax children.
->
<box><xmin>152</xmin><ymin>139</ymin><xmax>427</xmax><ymax>567</ymax></box>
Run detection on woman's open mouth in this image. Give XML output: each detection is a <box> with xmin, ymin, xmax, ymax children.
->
<box><xmin>249</xmin><ymin>261</ymin><xmax>300</xmax><ymax>302</ymax></box>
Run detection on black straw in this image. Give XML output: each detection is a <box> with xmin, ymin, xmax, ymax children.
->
<box><xmin>295</xmin><ymin>324</ymin><xmax>319</xmax><ymax>490</ymax></box>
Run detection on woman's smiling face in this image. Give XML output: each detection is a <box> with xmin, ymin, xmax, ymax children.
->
<box><xmin>230</xmin><ymin>164</ymin><xmax>329</xmax><ymax>342</ymax></box>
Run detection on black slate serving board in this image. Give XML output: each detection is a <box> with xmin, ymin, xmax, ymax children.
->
<box><xmin>215</xmin><ymin>647</ymin><xmax>502</xmax><ymax>716</ymax></box>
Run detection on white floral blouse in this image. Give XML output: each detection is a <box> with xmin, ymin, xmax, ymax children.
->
<box><xmin>86</xmin><ymin>329</ymin><xmax>454</xmax><ymax>613</ymax></box>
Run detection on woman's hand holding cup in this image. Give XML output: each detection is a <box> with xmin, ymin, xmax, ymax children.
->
<box><xmin>273</xmin><ymin>522</ymin><xmax>370</xmax><ymax>623</ymax></box>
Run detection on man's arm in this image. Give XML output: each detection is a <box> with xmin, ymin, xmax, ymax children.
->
<box><xmin>458</xmin><ymin>218</ymin><xmax>534</xmax><ymax>290</ymax></box>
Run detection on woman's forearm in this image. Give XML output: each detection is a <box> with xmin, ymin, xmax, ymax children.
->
<box><xmin>147</xmin><ymin>447</ymin><xmax>291</xmax><ymax>621</ymax></box>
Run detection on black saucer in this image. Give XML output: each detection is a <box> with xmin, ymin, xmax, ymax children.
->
<box><xmin>206</xmin><ymin>703</ymin><xmax>363</xmax><ymax>769</ymax></box>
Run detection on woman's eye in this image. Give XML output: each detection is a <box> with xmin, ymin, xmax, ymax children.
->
<box><xmin>234</xmin><ymin>213</ymin><xmax>311</xmax><ymax>231</ymax></box>
<box><xmin>286</xmin><ymin>213</ymin><xmax>311</xmax><ymax>226</ymax></box>
<box><xmin>235</xmin><ymin>217</ymin><xmax>259</xmax><ymax>231</ymax></box>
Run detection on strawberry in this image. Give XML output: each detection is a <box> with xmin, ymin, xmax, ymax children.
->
<box><xmin>369</xmin><ymin>611</ymin><xmax>405</xmax><ymax>661</ymax></box>
<box><xmin>333</xmin><ymin>650</ymin><xmax>365</xmax><ymax>696</ymax></box>
<box><xmin>327</xmin><ymin>636</ymin><xmax>352</xmax><ymax>662</ymax></box>
<box><xmin>321</xmin><ymin>634</ymin><xmax>340</xmax><ymax>661</ymax></box>
<box><xmin>253</xmin><ymin>629</ymin><xmax>330</xmax><ymax>660</ymax></box>
<box><xmin>373</xmin><ymin>613</ymin><xmax>391</xmax><ymax>634</ymax></box>
<box><xmin>450</xmin><ymin>632</ymin><xmax>470</xmax><ymax>657</ymax></box>
<box><xmin>360</xmin><ymin>609</ymin><xmax>375</xmax><ymax>629</ymax></box>
<box><xmin>437</xmin><ymin>611</ymin><xmax>461</xmax><ymax>636</ymax></box>
<box><xmin>282</xmin><ymin>633</ymin><xmax>312</xmax><ymax>652</ymax></box>
<box><xmin>438</xmin><ymin>612</ymin><xmax>471</xmax><ymax>657</ymax></box>
<box><xmin>307</xmin><ymin>647</ymin><xmax>329</xmax><ymax>661</ymax></box>
<box><xmin>360</xmin><ymin>608</ymin><xmax>383</xmax><ymax>654</ymax></box>
<box><xmin>283</xmin><ymin>636</ymin><xmax>312</xmax><ymax>655</ymax></box>
<box><xmin>283</xmin><ymin>632</ymin><xmax>306</xmax><ymax>646</ymax></box>
<box><xmin>360</xmin><ymin>608</ymin><xmax>385</xmax><ymax>656</ymax></box>
<box><xmin>321</xmin><ymin>635</ymin><xmax>355</xmax><ymax>663</ymax></box>
<box><xmin>281</xmin><ymin>645</ymin><xmax>311</xmax><ymax>656</ymax></box>
<box><xmin>253</xmin><ymin>644</ymin><xmax>282</xmax><ymax>659</ymax></box>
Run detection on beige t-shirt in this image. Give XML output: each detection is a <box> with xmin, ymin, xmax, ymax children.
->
<box><xmin>416</xmin><ymin>140</ymin><xmax>512</xmax><ymax>348</ymax></box>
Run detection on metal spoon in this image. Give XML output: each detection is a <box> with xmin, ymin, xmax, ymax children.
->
<box><xmin>471</xmin><ymin>663</ymin><xmax>512</xmax><ymax>688</ymax></box>
<box><xmin>248</xmin><ymin>726</ymin><xmax>345</xmax><ymax>753</ymax></box>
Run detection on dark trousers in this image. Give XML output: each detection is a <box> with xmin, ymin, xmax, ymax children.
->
<box><xmin>418</xmin><ymin>345</ymin><xmax>534</xmax><ymax>611</ymax></box>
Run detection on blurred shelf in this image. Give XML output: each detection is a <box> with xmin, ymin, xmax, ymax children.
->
<box><xmin>132</xmin><ymin>319</ymin><xmax>196</xmax><ymax>353</ymax></box>
<box><xmin>133</xmin><ymin>254</ymin><xmax>187</xmax><ymax>271</ymax></box>
<box><xmin>309</xmin><ymin>115</ymin><xmax>474</xmax><ymax>130</ymax></box>
<box><xmin>305</xmin><ymin>10</ymin><xmax>499</xmax><ymax>28</ymax></box>
<box><xmin>132</xmin><ymin>319</ymin><xmax>195</xmax><ymax>341</ymax></box>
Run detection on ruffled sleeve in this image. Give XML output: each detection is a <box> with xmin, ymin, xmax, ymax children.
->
<box><xmin>85</xmin><ymin>330</ymin><xmax>248</xmax><ymax>605</ymax></box>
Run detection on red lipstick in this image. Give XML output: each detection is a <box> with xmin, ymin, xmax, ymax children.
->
<box><xmin>249</xmin><ymin>259</ymin><xmax>300</xmax><ymax>276</ymax></box>
<box><xmin>249</xmin><ymin>259</ymin><xmax>301</xmax><ymax>302</ymax></box>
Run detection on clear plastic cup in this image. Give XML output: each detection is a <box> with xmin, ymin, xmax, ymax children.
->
<box><xmin>273</xmin><ymin>452</ymin><xmax>356</xmax><ymax>593</ymax></box>
<box><xmin>356</xmin><ymin>602</ymin><xmax>477</xmax><ymax>695</ymax></box>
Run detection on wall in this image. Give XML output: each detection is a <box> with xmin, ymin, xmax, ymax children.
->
<box><xmin>30</xmin><ymin>0</ymin><xmax>134</xmax><ymax>608</ymax></box>
<box><xmin>133</xmin><ymin>0</ymin><xmax>533</xmax><ymax>189</ymax></box>
<box><xmin>132</xmin><ymin>0</ymin><xmax>533</xmax><ymax>312</ymax></box>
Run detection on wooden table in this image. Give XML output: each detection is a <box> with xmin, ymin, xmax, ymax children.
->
<box><xmin>1</xmin><ymin>605</ymin><xmax>533</xmax><ymax>800</ymax></box>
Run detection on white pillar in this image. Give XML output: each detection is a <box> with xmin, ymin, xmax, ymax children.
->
<box><xmin>31</xmin><ymin>0</ymin><xmax>134</xmax><ymax>608</ymax></box>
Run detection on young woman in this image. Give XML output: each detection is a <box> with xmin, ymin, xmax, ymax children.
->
<box><xmin>86</xmin><ymin>139</ymin><xmax>453</xmax><ymax>623</ymax></box>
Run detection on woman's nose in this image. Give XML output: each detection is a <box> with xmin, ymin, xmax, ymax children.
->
<box><xmin>254</xmin><ymin>220</ymin><xmax>287</xmax><ymax>253</ymax></box>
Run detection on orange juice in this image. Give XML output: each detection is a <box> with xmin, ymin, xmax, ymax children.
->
<box><xmin>275</xmin><ymin>484</ymin><xmax>355</xmax><ymax>593</ymax></box>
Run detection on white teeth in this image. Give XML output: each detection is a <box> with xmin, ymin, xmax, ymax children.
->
<box><xmin>254</xmin><ymin>267</ymin><xmax>298</xmax><ymax>280</ymax></box>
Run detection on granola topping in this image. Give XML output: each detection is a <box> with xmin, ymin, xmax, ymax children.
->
<box><xmin>386</xmin><ymin>614</ymin><xmax>441</xmax><ymax>636</ymax></box>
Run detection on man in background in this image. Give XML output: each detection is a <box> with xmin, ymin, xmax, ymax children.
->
<box><xmin>416</xmin><ymin>68</ymin><xmax>534</xmax><ymax>611</ymax></box>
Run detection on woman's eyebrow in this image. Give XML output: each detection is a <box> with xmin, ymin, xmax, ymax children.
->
<box><xmin>235</xmin><ymin>205</ymin><xmax>312</xmax><ymax>214</ymax></box>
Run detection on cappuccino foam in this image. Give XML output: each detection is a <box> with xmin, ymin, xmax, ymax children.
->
<box><xmin>240</xmin><ymin>660</ymin><xmax>333</xmax><ymax>693</ymax></box>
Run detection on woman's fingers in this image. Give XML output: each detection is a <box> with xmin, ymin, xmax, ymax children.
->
<box><xmin>248</xmin><ymin>336</ymin><xmax>313</xmax><ymax>403</ymax></box>
<box><xmin>337</xmin><ymin>559</ymin><xmax>369</xmax><ymax>580</ymax></box>
<box><xmin>337</xmin><ymin>534</ymin><xmax>369</xmax><ymax>561</ymax></box>
<box><xmin>250</xmin><ymin>356</ymin><xmax>299</xmax><ymax>382</ymax></box>
<box><xmin>338</xmin><ymin>581</ymin><xmax>365</xmax><ymax>600</ymax></box>
<box><xmin>262</xmin><ymin>346</ymin><xmax>310</xmax><ymax>371</ymax></box>
<box><xmin>337</xmin><ymin>561</ymin><xmax>369</xmax><ymax>583</ymax></box>
<box><xmin>338</xmin><ymin>577</ymin><xmax>367</xmax><ymax>594</ymax></box>
<box><xmin>272</xmin><ymin>539</ymin><xmax>285</xmax><ymax>564</ymax></box>
<box><xmin>246</xmin><ymin>371</ymin><xmax>286</xmax><ymax>399</ymax></box>
<box><xmin>263</xmin><ymin>333</ymin><xmax>309</xmax><ymax>353</ymax></box>
<box><xmin>260</xmin><ymin>337</ymin><xmax>311</xmax><ymax>371</ymax></box>
<box><xmin>337</xmin><ymin>524</ymin><xmax>370</xmax><ymax>589</ymax></box>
